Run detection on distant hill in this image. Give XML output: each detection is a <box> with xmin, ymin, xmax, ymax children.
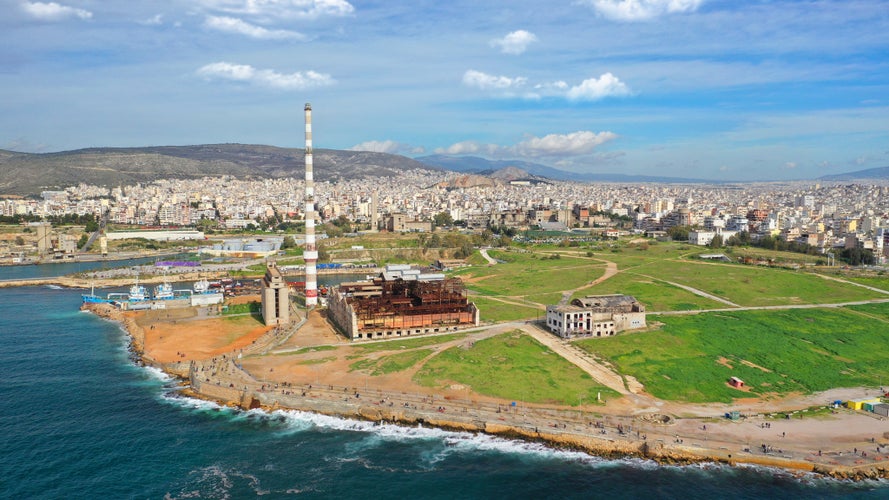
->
<box><xmin>0</xmin><ymin>144</ymin><xmax>439</xmax><ymax>196</ymax></box>
<box><xmin>818</xmin><ymin>166</ymin><xmax>889</xmax><ymax>181</ymax></box>
<box><xmin>417</xmin><ymin>154</ymin><xmax>716</xmax><ymax>184</ymax></box>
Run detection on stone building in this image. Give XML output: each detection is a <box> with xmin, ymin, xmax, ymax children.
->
<box><xmin>260</xmin><ymin>263</ymin><xmax>290</xmax><ymax>326</ymax></box>
<box><xmin>545</xmin><ymin>294</ymin><xmax>645</xmax><ymax>339</ymax></box>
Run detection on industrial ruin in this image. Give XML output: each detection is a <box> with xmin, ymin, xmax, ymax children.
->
<box><xmin>328</xmin><ymin>268</ymin><xmax>479</xmax><ymax>341</ymax></box>
<box><xmin>545</xmin><ymin>294</ymin><xmax>646</xmax><ymax>339</ymax></box>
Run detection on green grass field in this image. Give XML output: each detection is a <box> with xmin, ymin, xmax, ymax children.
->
<box><xmin>578</xmin><ymin>306</ymin><xmax>889</xmax><ymax>403</ymax></box>
<box><xmin>620</xmin><ymin>259</ymin><xmax>882</xmax><ymax>306</ymax></box>
<box><xmin>841</xmin><ymin>276</ymin><xmax>889</xmax><ymax>293</ymax></box>
<box><xmin>470</xmin><ymin>296</ymin><xmax>542</xmax><ymax>322</ymax></box>
<box><xmin>575</xmin><ymin>271</ymin><xmax>727</xmax><ymax>311</ymax></box>
<box><xmin>222</xmin><ymin>301</ymin><xmax>260</xmax><ymax>315</ymax></box>
<box><xmin>414</xmin><ymin>331</ymin><xmax>619</xmax><ymax>406</ymax></box>
<box><xmin>847</xmin><ymin>302</ymin><xmax>889</xmax><ymax>322</ymax></box>
<box><xmin>452</xmin><ymin>250</ymin><xmax>606</xmax><ymax>299</ymax></box>
<box><xmin>349</xmin><ymin>332</ymin><xmax>467</xmax><ymax>353</ymax></box>
<box><xmin>350</xmin><ymin>349</ymin><xmax>433</xmax><ymax>375</ymax></box>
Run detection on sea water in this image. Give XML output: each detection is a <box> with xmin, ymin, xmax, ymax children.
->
<box><xmin>1</xmin><ymin>269</ymin><xmax>887</xmax><ymax>498</ymax></box>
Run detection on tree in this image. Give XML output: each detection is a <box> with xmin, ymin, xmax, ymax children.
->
<box><xmin>281</xmin><ymin>235</ymin><xmax>296</xmax><ymax>249</ymax></box>
<box><xmin>708</xmin><ymin>234</ymin><xmax>723</xmax><ymax>248</ymax></box>
<box><xmin>15</xmin><ymin>236</ymin><xmax>25</xmax><ymax>246</ymax></box>
<box><xmin>433</xmin><ymin>211</ymin><xmax>453</xmax><ymax>227</ymax></box>
<box><xmin>667</xmin><ymin>225</ymin><xmax>691</xmax><ymax>241</ymax></box>
<box><xmin>77</xmin><ymin>234</ymin><xmax>89</xmax><ymax>249</ymax></box>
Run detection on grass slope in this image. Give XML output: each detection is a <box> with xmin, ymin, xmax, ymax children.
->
<box><xmin>414</xmin><ymin>330</ymin><xmax>618</xmax><ymax>405</ymax></box>
<box><xmin>579</xmin><ymin>305</ymin><xmax>889</xmax><ymax>403</ymax></box>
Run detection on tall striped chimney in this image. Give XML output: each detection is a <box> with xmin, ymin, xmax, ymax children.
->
<box><xmin>304</xmin><ymin>103</ymin><xmax>318</xmax><ymax>307</ymax></box>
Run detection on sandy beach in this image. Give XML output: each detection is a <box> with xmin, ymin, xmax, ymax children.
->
<box><xmin>84</xmin><ymin>300</ymin><xmax>889</xmax><ymax>481</ymax></box>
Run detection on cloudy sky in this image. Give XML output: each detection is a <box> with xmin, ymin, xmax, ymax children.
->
<box><xmin>3</xmin><ymin>0</ymin><xmax>888</xmax><ymax>180</ymax></box>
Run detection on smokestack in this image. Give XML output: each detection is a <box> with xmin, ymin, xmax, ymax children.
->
<box><xmin>304</xmin><ymin>103</ymin><xmax>318</xmax><ymax>307</ymax></box>
<box><xmin>371</xmin><ymin>190</ymin><xmax>378</xmax><ymax>231</ymax></box>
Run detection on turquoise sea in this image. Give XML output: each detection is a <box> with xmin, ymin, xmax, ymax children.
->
<box><xmin>1</xmin><ymin>261</ymin><xmax>887</xmax><ymax>498</ymax></box>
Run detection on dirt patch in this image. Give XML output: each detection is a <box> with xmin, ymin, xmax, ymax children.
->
<box><xmin>716</xmin><ymin>356</ymin><xmax>734</xmax><ymax>369</ymax></box>
<box><xmin>740</xmin><ymin>359</ymin><xmax>772</xmax><ymax>373</ymax></box>
<box><xmin>143</xmin><ymin>313</ymin><xmax>273</xmax><ymax>363</ymax></box>
<box><xmin>463</xmin><ymin>274</ymin><xmax>498</xmax><ymax>284</ymax></box>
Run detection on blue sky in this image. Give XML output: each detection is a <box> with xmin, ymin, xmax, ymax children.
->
<box><xmin>2</xmin><ymin>0</ymin><xmax>888</xmax><ymax>180</ymax></box>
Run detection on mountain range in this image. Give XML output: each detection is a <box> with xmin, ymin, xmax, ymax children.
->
<box><xmin>1</xmin><ymin>144</ymin><xmax>887</xmax><ymax>196</ymax></box>
<box><xmin>817</xmin><ymin>166</ymin><xmax>889</xmax><ymax>182</ymax></box>
<box><xmin>0</xmin><ymin>144</ymin><xmax>437</xmax><ymax>196</ymax></box>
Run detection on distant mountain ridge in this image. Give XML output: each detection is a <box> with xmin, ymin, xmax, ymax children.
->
<box><xmin>4</xmin><ymin>143</ymin><xmax>887</xmax><ymax>197</ymax></box>
<box><xmin>818</xmin><ymin>166</ymin><xmax>889</xmax><ymax>181</ymax></box>
<box><xmin>0</xmin><ymin>144</ymin><xmax>439</xmax><ymax>196</ymax></box>
<box><xmin>416</xmin><ymin>154</ymin><xmax>717</xmax><ymax>184</ymax></box>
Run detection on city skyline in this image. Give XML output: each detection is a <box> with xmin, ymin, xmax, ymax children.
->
<box><xmin>3</xmin><ymin>0</ymin><xmax>888</xmax><ymax>181</ymax></box>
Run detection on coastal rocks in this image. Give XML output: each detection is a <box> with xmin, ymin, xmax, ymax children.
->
<box><xmin>636</xmin><ymin>413</ymin><xmax>674</xmax><ymax>425</ymax></box>
<box><xmin>820</xmin><ymin>465</ymin><xmax>889</xmax><ymax>481</ymax></box>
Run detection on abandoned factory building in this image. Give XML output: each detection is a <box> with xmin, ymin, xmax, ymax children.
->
<box><xmin>328</xmin><ymin>267</ymin><xmax>479</xmax><ymax>341</ymax></box>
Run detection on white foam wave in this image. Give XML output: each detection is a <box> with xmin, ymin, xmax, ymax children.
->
<box><xmin>268</xmin><ymin>408</ymin><xmax>633</xmax><ymax>468</ymax></box>
<box><xmin>163</xmin><ymin>392</ymin><xmax>233</xmax><ymax>413</ymax></box>
<box><xmin>44</xmin><ymin>284</ymin><xmax>64</xmax><ymax>290</ymax></box>
<box><xmin>142</xmin><ymin>365</ymin><xmax>174</xmax><ymax>382</ymax></box>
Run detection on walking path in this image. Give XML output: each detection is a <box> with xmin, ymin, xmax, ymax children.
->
<box><xmin>478</xmin><ymin>248</ymin><xmax>498</xmax><ymax>265</ymax></box>
<box><xmin>518</xmin><ymin>321</ymin><xmax>642</xmax><ymax>396</ymax></box>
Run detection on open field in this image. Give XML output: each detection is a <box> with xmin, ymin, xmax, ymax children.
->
<box><xmin>573</xmin><ymin>270</ymin><xmax>727</xmax><ymax>311</ymax></box>
<box><xmin>840</xmin><ymin>275</ymin><xmax>889</xmax><ymax>293</ymax></box>
<box><xmin>607</xmin><ymin>257</ymin><xmax>882</xmax><ymax>307</ymax></box>
<box><xmin>847</xmin><ymin>302</ymin><xmax>889</xmax><ymax>322</ymax></box>
<box><xmin>470</xmin><ymin>296</ymin><xmax>542</xmax><ymax>322</ymax></box>
<box><xmin>349</xmin><ymin>349</ymin><xmax>434</xmax><ymax>375</ymax></box>
<box><xmin>725</xmin><ymin>246</ymin><xmax>826</xmax><ymax>265</ymax></box>
<box><xmin>453</xmin><ymin>249</ymin><xmax>605</xmax><ymax>298</ymax></box>
<box><xmin>348</xmin><ymin>332</ymin><xmax>467</xmax><ymax>353</ymax></box>
<box><xmin>577</xmin><ymin>305</ymin><xmax>889</xmax><ymax>403</ymax></box>
<box><xmin>414</xmin><ymin>330</ymin><xmax>619</xmax><ymax>406</ymax></box>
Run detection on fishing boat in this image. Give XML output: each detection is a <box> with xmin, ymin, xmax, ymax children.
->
<box><xmin>193</xmin><ymin>278</ymin><xmax>211</xmax><ymax>294</ymax></box>
<box><xmin>153</xmin><ymin>281</ymin><xmax>175</xmax><ymax>300</ymax></box>
<box><xmin>128</xmin><ymin>278</ymin><xmax>148</xmax><ymax>301</ymax></box>
<box><xmin>81</xmin><ymin>283</ymin><xmax>112</xmax><ymax>304</ymax></box>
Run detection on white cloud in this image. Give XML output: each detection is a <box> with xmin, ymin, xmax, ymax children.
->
<box><xmin>196</xmin><ymin>62</ymin><xmax>334</xmax><ymax>90</ymax></box>
<box><xmin>462</xmin><ymin>70</ymin><xmax>527</xmax><ymax>90</ymax></box>
<box><xmin>582</xmin><ymin>0</ymin><xmax>703</xmax><ymax>21</ymax></box>
<box><xmin>197</xmin><ymin>0</ymin><xmax>354</xmax><ymax>20</ymax></box>
<box><xmin>466</xmin><ymin>70</ymin><xmax>632</xmax><ymax>101</ymax></box>
<box><xmin>435</xmin><ymin>131</ymin><xmax>617</xmax><ymax>159</ymax></box>
<box><xmin>514</xmin><ymin>131</ymin><xmax>618</xmax><ymax>157</ymax></box>
<box><xmin>204</xmin><ymin>15</ymin><xmax>306</xmax><ymax>40</ymax></box>
<box><xmin>21</xmin><ymin>1</ymin><xmax>92</xmax><ymax>21</ymax></box>
<box><xmin>566</xmin><ymin>73</ymin><xmax>632</xmax><ymax>100</ymax></box>
<box><xmin>784</xmin><ymin>161</ymin><xmax>797</xmax><ymax>169</ymax></box>
<box><xmin>141</xmin><ymin>14</ymin><xmax>164</xmax><ymax>26</ymax></box>
<box><xmin>434</xmin><ymin>141</ymin><xmax>491</xmax><ymax>156</ymax></box>
<box><xmin>490</xmin><ymin>30</ymin><xmax>538</xmax><ymax>55</ymax></box>
<box><xmin>349</xmin><ymin>140</ymin><xmax>402</xmax><ymax>154</ymax></box>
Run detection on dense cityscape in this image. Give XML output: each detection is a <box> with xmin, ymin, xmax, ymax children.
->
<box><xmin>3</xmin><ymin>172</ymin><xmax>888</xmax><ymax>265</ymax></box>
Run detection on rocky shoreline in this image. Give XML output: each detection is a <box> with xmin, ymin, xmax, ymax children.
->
<box><xmin>84</xmin><ymin>302</ymin><xmax>889</xmax><ymax>482</ymax></box>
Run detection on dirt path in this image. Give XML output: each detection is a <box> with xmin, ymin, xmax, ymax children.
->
<box><xmin>816</xmin><ymin>273</ymin><xmax>889</xmax><ymax>295</ymax></box>
<box><xmin>518</xmin><ymin>321</ymin><xmax>643</xmax><ymax>396</ymax></box>
<box><xmin>478</xmin><ymin>248</ymin><xmax>498</xmax><ymax>265</ymax></box>
<box><xmin>631</xmin><ymin>272</ymin><xmax>741</xmax><ymax>307</ymax></box>
<box><xmin>559</xmin><ymin>260</ymin><xmax>620</xmax><ymax>305</ymax></box>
